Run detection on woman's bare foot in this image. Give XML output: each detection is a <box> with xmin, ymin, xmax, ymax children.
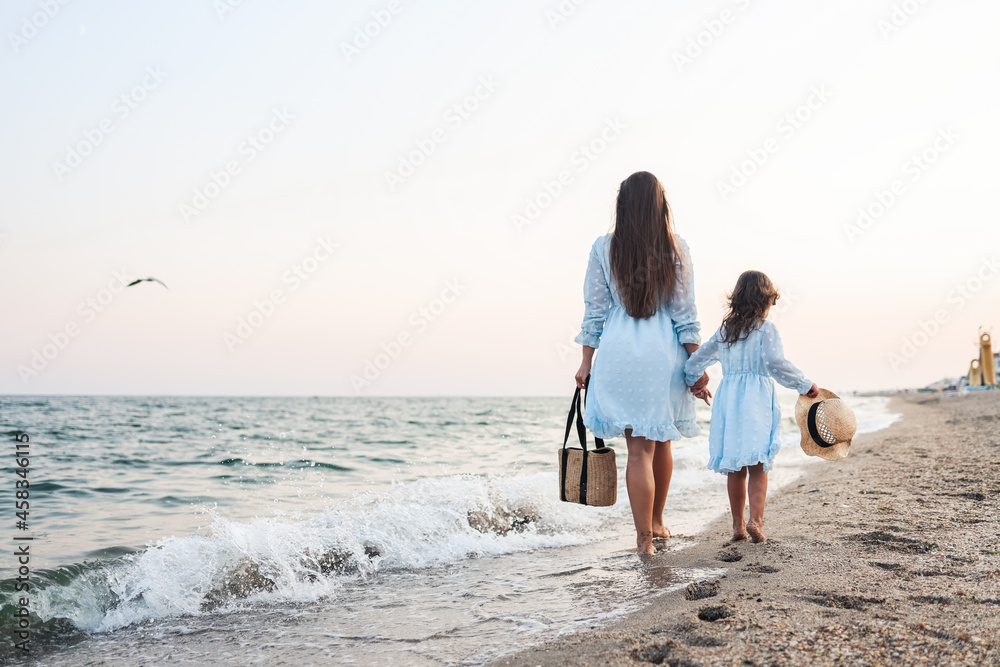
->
<box><xmin>637</xmin><ymin>531</ymin><xmax>657</xmax><ymax>554</ymax></box>
<box><xmin>731</xmin><ymin>524</ymin><xmax>748</xmax><ymax>542</ymax></box>
<box><xmin>746</xmin><ymin>520</ymin><xmax>766</xmax><ymax>543</ymax></box>
<box><xmin>651</xmin><ymin>523</ymin><xmax>671</xmax><ymax>540</ymax></box>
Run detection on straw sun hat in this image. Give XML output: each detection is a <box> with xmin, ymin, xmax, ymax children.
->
<box><xmin>794</xmin><ymin>389</ymin><xmax>858</xmax><ymax>461</ymax></box>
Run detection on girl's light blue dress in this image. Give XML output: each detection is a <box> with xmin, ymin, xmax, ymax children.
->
<box><xmin>683</xmin><ymin>321</ymin><xmax>812</xmax><ymax>474</ymax></box>
<box><xmin>574</xmin><ymin>233</ymin><xmax>701</xmax><ymax>442</ymax></box>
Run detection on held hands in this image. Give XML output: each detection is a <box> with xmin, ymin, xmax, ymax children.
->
<box><xmin>690</xmin><ymin>373</ymin><xmax>712</xmax><ymax>406</ymax></box>
<box><xmin>805</xmin><ymin>383</ymin><xmax>819</xmax><ymax>398</ymax></box>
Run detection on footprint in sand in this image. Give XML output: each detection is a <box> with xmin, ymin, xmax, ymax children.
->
<box><xmin>697</xmin><ymin>605</ymin><xmax>733</xmax><ymax>622</ymax></box>
<box><xmin>684</xmin><ymin>580</ymin><xmax>720</xmax><ymax>600</ymax></box>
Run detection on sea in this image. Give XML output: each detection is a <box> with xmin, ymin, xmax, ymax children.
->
<box><xmin>0</xmin><ymin>393</ymin><xmax>899</xmax><ymax>666</ymax></box>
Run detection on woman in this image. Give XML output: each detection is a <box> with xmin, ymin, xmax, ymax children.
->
<box><xmin>574</xmin><ymin>171</ymin><xmax>709</xmax><ymax>554</ymax></box>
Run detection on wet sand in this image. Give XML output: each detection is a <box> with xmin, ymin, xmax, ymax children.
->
<box><xmin>491</xmin><ymin>392</ymin><xmax>1000</xmax><ymax>667</ymax></box>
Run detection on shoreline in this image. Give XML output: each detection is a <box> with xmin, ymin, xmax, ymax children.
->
<box><xmin>490</xmin><ymin>392</ymin><xmax>1000</xmax><ymax>666</ymax></box>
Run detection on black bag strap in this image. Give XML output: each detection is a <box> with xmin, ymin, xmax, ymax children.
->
<box><xmin>560</xmin><ymin>376</ymin><xmax>604</xmax><ymax>504</ymax></box>
<box><xmin>583</xmin><ymin>375</ymin><xmax>605</xmax><ymax>449</ymax></box>
<box><xmin>560</xmin><ymin>384</ymin><xmax>582</xmax><ymax>502</ymax></box>
<box><xmin>562</xmin><ymin>388</ymin><xmax>586</xmax><ymax>450</ymax></box>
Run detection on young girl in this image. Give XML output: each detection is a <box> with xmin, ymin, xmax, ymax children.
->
<box><xmin>683</xmin><ymin>271</ymin><xmax>818</xmax><ymax>543</ymax></box>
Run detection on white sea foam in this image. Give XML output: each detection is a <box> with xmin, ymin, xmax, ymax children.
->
<box><xmin>18</xmin><ymin>395</ymin><xmax>900</xmax><ymax>638</ymax></box>
<box><xmin>32</xmin><ymin>472</ymin><xmax>619</xmax><ymax>633</ymax></box>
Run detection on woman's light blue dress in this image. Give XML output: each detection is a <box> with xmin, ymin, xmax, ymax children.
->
<box><xmin>574</xmin><ymin>234</ymin><xmax>701</xmax><ymax>442</ymax></box>
<box><xmin>683</xmin><ymin>321</ymin><xmax>812</xmax><ymax>474</ymax></box>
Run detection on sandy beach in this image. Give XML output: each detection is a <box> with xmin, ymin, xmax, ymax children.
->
<box><xmin>492</xmin><ymin>391</ymin><xmax>1000</xmax><ymax>667</ymax></box>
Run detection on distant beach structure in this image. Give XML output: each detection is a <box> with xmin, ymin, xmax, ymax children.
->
<box><xmin>981</xmin><ymin>333</ymin><xmax>997</xmax><ymax>386</ymax></box>
<box><xmin>958</xmin><ymin>331</ymin><xmax>998</xmax><ymax>389</ymax></box>
<box><xmin>932</xmin><ymin>329</ymin><xmax>999</xmax><ymax>392</ymax></box>
<box><xmin>968</xmin><ymin>359</ymin><xmax>983</xmax><ymax>387</ymax></box>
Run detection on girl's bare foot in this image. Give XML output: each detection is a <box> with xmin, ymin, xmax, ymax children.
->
<box><xmin>637</xmin><ymin>531</ymin><xmax>657</xmax><ymax>554</ymax></box>
<box><xmin>731</xmin><ymin>525</ymin><xmax>748</xmax><ymax>542</ymax></box>
<box><xmin>651</xmin><ymin>523</ymin><xmax>671</xmax><ymax>540</ymax></box>
<box><xmin>746</xmin><ymin>521</ymin><xmax>766</xmax><ymax>543</ymax></box>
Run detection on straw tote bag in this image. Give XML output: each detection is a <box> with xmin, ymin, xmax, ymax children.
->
<box><xmin>558</xmin><ymin>378</ymin><xmax>617</xmax><ymax>507</ymax></box>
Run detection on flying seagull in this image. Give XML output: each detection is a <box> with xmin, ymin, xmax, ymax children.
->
<box><xmin>127</xmin><ymin>277</ymin><xmax>169</xmax><ymax>290</ymax></box>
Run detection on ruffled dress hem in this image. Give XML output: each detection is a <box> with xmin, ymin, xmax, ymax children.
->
<box><xmin>708</xmin><ymin>442</ymin><xmax>781</xmax><ymax>474</ymax></box>
<box><xmin>585</xmin><ymin>414</ymin><xmax>701</xmax><ymax>442</ymax></box>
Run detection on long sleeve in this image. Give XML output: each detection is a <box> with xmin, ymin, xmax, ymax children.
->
<box><xmin>762</xmin><ymin>322</ymin><xmax>813</xmax><ymax>394</ymax></box>
<box><xmin>573</xmin><ymin>240</ymin><xmax>613</xmax><ymax>348</ymax></box>
<box><xmin>684</xmin><ymin>329</ymin><xmax>721</xmax><ymax>386</ymax></box>
<box><xmin>666</xmin><ymin>238</ymin><xmax>701</xmax><ymax>345</ymax></box>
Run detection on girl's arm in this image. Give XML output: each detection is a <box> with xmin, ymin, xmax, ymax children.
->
<box><xmin>684</xmin><ymin>331</ymin><xmax>720</xmax><ymax>387</ymax></box>
<box><xmin>761</xmin><ymin>322</ymin><xmax>815</xmax><ymax>394</ymax></box>
<box><xmin>666</xmin><ymin>238</ymin><xmax>701</xmax><ymax>347</ymax></box>
<box><xmin>683</xmin><ymin>342</ymin><xmax>711</xmax><ymax>397</ymax></box>
<box><xmin>574</xmin><ymin>241</ymin><xmax>612</xmax><ymax>388</ymax></box>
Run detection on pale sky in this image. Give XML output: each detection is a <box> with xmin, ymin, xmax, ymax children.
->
<box><xmin>1</xmin><ymin>0</ymin><xmax>998</xmax><ymax>396</ymax></box>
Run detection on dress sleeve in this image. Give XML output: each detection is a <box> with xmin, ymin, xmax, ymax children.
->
<box><xmin>684</xmin><ymin>329</ymin><xmax>720</xmax><ymax>386</ymax></box>
<box><xmin>667</xmin><ymin>238</ymin><xmax>701</xmax><ymax>345</ymax></box>
<box><xmin>573</xmin><ymin>241</ymin><xmax>613</xmax><ymax>349</ymax></box>
<box><xmin>762</xmin><ymin>322</ymin><xmax>813</xmax><ymax>394</ymax></box>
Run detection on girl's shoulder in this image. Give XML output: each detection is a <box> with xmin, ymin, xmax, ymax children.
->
<box><xmin>719</xmin><ymin>321</ymin><xmax>769</xmax><ymax>346</ymax></box>
<box><xmin>760</xmin><ymin>319</ymin><xmax>779</xmax><ymax>335</ymax></box>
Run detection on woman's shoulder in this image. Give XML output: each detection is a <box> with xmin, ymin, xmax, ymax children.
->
<box><xmin>593</xmin><ymin>232</ymin><xmax>688</xmax><ymax>251</ymax></box>
<box><xmin>589</xmin><ymin>233</ymin><xmax>613</xmax><ymax>256</ymax></box>
<box><xmin>673</xmin><ymin>234</ymin><xmax>691</xmax><ymax>264</ymax></box>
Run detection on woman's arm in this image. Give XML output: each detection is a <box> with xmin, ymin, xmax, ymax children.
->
<box><xmin>666</xmin><ymin>238</ymin><xmax>701</xmax><ymax>347</ymax></box>
<box><xmin>573</xmin><ymin>241</ymin><xmax>612</xmax><ymax>388</ymax></box>
<box><xmin>575</xmin><ymin>345</ymin><xmax>595</xmax><ymax>389</ymax></box>
<box><xmin>573</xmin><ymin>242</ymin><xmax>612</xmax><ymax>350</ymax></box>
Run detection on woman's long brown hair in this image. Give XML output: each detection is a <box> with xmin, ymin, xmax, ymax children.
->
<box><xmin>720</xmin><ymin>270</ymin><xmax>780</xmax><ymax>345</ymax></box>
<box><xmin>609</xmin><ymin>172</ymin><xmax>682</xmax><ymax>319</ymax></box>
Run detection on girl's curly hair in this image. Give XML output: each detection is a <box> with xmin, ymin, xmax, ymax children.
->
<box><xmin>721</xmin><ymin>270</ymin><xmax>779</xmax><ymax>346</ymax></box>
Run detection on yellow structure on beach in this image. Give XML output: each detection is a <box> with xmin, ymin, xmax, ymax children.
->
<box><xmin>968</xmin><ymin>359</ymin><xmax>982</xmax><ymax>387</ymax></box>
<box><xmin>981</xmin><ymin>333</ymin><xmax>997</xmax><ymax>386</ymax></box>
